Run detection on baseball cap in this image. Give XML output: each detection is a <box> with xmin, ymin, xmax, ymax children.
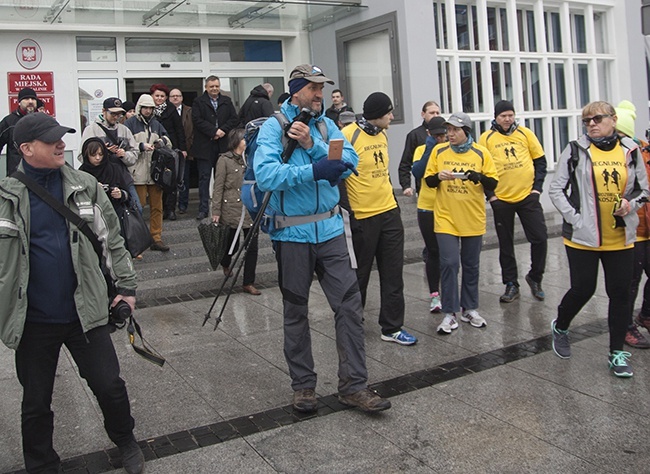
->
<box><xmin>426</xmin><ymin>116</ymin><xmax>447</xmax><ymax>135</ymax></box>
<box><xmin>103</xmin><ymin>97</ymin><xmax>126</xmax><ymax>113</ymax></box>
<box><xmin>445</xmin><ymin>112</ymin><xmax>472</xmax><ymax>129</ymax></box>
<box><xmin>338</xmin><ymin>111</ymin><xmax>356</xmax><ymax>126</ymax></box>
<box><xmin>13</xmin><ymin>113</ymin><xmax>76</xmax><ymax>146</ymax></box>
<box><xmin>289</xmin><ymin>64</ymin><xmax>334</xmax><ymax>85</ymax></box>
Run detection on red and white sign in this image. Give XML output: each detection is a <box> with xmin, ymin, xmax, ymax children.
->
<box><xmin>7</xmin><ymin>72</ymin><xmax>54</xmax><ymax>94</ymax></box>
<box><xmin>16</xmin><ymin>39</ymin><xmax>42</xmax><ymax>70</ymax></box>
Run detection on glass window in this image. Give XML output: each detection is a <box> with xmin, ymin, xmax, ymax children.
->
<box><xmin>438</xmin><ymin>59</ymin><xmax>453</xmax><ymax>114</ymax></box>
<box><xmin>551</xmin><ymin>12</ymin><xmax>562</xmax><ymax>52</ymax></box>
<box><xmin>491</xmin><ymin>61</ymin><xmax>512</xmax><ymax>106</ymax></box>
<box><xmin>552</xmin><ymin>117</ymin><xmax>570</xmax><ymax>166</ymax></box>
<box><xmin>125</xmin><ymin>38</ymin><xmax>200</xmax><ymax>62</ymax></box>
<box><xmin>549</xmin><ymin>62</ymin><xmax>567</xmax><ymax>110</ymax></box>
<box><xmin>208</xmin><ymin>40</ymin><xmax>282</xmax><ymax>62</ymax></box>
<box><xmin>597</xmin><ymin>59</ymin><xmax>610</xmax><ymax>100</ymax></box>
<box><xmin>573</xmin><ymin>14</ymin><xmax>586</xmax><ymax>53</ymax></box>
<box><xmin>517</xmin><ymin>9</ymin><xmax>537</xmax><ymax>52</ymax></box>
<box><xmin>521</xmin><ymin>62</ymin><xmax>541</xmax><ymax>111</ymax></box>
<box><xmin>594</xmin><ymin>12</ymin><xmax>607</xmax><ymax>54</ymax></box>
<box><xmin>457</xmin><ymin>5</ymin><xmax>470</xmax><ymax>50</ymax></box>
<box><xmin>575</xmin><ymin>63</ymin><xmax>590</xmax><ymax>107</ymax></box>
<box><xmin>472</xmin><ymin>6</ymin><xmax>480</xmax><ymax>50</ymax></box>
<box><xmin>500</xmin><ymin>8</ymin><xmax>509</xmax><ymax>51</ymax></box>
<box><xmin>488</xmin><ymin>7</ymin><xmax>498</xmax><ymax>51</ymax></box>
<box><xmin>488</xmin><ymin>7</ymin><xmax>509</xmax><ymax>51</ymax></box>
<box><xmin>526</xmin><ymin>11</ymin><xmax>537</xmax><ymax>52</ymax></box>
<box><xmin>460</xmin><ymin>60</ymin><xmax>483</xmax><ymax>113</ymax></box>
<box><xmin>76</xmin><ymin>37</ymin><xmax>116</xmax><ymax>62</ymax></box>
<box><xmin>336</xmin><ymin>12</ymin><xmax>403</xmax><ymax>122</ymax></box>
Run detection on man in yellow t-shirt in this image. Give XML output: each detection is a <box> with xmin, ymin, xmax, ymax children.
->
<box><xmin>479</xmin><ymin>100</ymin><xmax>548</xmax><ymax>303</ymax></box>
<box><xmin>341</xmin><ymin>92</ymin><xmax>417</xmax><ymax>346</ymax></box>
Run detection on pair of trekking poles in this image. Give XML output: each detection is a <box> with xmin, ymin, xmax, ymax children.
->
<box><xmin>202</xmin><ymin>108</ymin><xmax>315</xmax><ymax>330</ymax></box>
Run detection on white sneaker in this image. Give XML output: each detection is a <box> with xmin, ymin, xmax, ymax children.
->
<box><xmin>460</xmin><ymin>309</ymin><xmax>487</xmax><ymax>328</ymax></box>
<box><xmin>429</xmin><ymin>292</ymin><xmax>442</xmax><ymax>313</ymax></box>
<box><xmin>437</xmin><ymin>313</ymin><xmax>458</xmax><ymax>334</ymax></box>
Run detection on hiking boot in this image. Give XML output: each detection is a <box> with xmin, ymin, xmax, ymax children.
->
<box><xmin>551</xmin><ymin>319</ymin><xmax>571</xmax><ymax>359</ymax></box>
<box><xmin>118</xmin><ymin>440</ymin><xmax>144</xmax><ymax>474</ymax></box>
<box><xmin>500</xmin><ymin>282</ymin><xmax>520</xmax><ymax>303</ymax></box>
<box><xmin>625</xmin><ymin>325</ymin><xmax>650</xmax><ymax>349</ymax></box>
<box><xmin>150</xmin><ymin>240</ymin><xmax>170</xmax><ymax>252</ymax></box>
<box><xmin>460</xmin><ymin>309</ymin><xmax>487</xmax><ymax>328</ymax></box>
<box><xmin>381</xmin><ymin>329</ymin><xmax>417</xmax><ymax>346</ymax></box>
<box><xmin>608</xmin><ymin>351</ymin><xmax>633</xmax><ymax>378</ymax></box>
<box><xmin>635</xmin><ymin>313</ymin><xmax>650</xmax><ymax>333</ymax></box>
<box><xmin>292</xmin><ymin>388</ymin><xmax>317</xmax><ymax>413</ymax></box>
<box><xmin>429</xmin><ymin>292</ymin><xmax>442</xmax><ymax>313</ymax></box>
<box><xmin>525</xmin><ymin>274</ymin><xmax>545</xmax><ymax>301</ymax></box>
<box><xmin>338</xmin><ymin>388</ymin><xmax>391</xmax><ymax>413</ymax></box>
<box><xmin>437</xmin><ymin>313</ymin><xmax>458</xmax><ymax>335</ymax></box>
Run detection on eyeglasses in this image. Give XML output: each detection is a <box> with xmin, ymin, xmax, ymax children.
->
<box><xmin>581</xmin><ymin>114</ymin><xmax>611</xmax><ymax>125</ymax></box>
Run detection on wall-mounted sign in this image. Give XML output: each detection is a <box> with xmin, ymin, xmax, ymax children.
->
<box><xmin>7</xmin><ymin>72</ymin><xmax>54</xmax><ymax>94</ymax></box>
<box><xmin>16</xmin><ymin>38</ymin><xmax>42</xmax><ymax>70</ymax></box>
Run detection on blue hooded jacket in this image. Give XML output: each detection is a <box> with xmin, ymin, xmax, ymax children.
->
<box><xmin>254</xmin><ymin>100</ymin><xmax>358</xmax><ymax>243</ymax></box>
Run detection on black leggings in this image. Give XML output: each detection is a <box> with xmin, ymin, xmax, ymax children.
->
<box><xmin>556</xmin><ymin>246</ymin><xmax>634</xmax><ymax>352</ymax></box>
<box><xmin>417</xmin><ymin>210</ymin><xmax>440</xmax><ymax>293</ymax></box>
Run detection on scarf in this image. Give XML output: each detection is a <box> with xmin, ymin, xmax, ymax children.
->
<box><xmin>357</xmin><ymin>117</ymin><xmax>383</xmax><ymax>136</ymax></box>
<box><xmin>491</xmin><ymin>119</ymin><xmax>518</xmax><ymax>135</ymax></box>
<box><xmin>587</xmin><ymin>132</ymin><xmax>619</xmax><ymax>151</ymax></box>
<box><xmin>154</xmin><ymin>101</ymin><xmax>168</xmax><ymax>118</ymax></box>
<box><xmin>79</xmin><ymin>138</ymin><xmax>131</xmax><ymax>190</ymax></box>
<box><xmin>451</xmin><ymin>134</ymin><xmax>474</xmax><ymax>154</ymax></box>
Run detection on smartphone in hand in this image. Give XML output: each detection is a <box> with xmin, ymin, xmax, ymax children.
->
<box><xmin>328</xmin><ymin>139</ymin><xmax>344</xmax><ymax>160</ymax></box>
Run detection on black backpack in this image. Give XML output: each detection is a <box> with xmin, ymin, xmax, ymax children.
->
<box><xmin>151</xmin><ymin>147</ymin><xmax>183</xmax><ymax>192</ymax></box>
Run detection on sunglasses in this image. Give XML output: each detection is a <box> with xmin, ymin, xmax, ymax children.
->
<box><xmin>581</xmin><ymin>114</ymin><xmax>611</xmax><ymax>125</ymax></box>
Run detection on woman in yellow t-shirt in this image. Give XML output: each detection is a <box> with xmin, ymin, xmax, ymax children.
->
<box><xmin>424</xmin><ymin>112</ymin><xmax>498</xmax><ymax>335</ymax></box>
<box><xmin>549</xmin><ymin>101</ymin><xmax>650</xmax><ymax>378</ymax></box>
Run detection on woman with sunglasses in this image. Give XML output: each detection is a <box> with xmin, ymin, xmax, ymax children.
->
<box><xmin>549</xmin><ymin>101</ymin><xmax>649</xmax><ymax>377</ymax></box>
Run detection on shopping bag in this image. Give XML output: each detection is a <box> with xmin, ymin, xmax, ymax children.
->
<box><xmin>197</xmin><ymin>221</ymin><xmax>229</xmax><ymax>271</ymax></box>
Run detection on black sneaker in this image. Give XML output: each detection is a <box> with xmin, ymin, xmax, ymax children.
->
<box><xmin>551</xmin><ymin>319</ymin><xmax>571</xmax><ymax>359</ymax></box>
<box><xmin>525</xmin><ymin>274</ymin><xmax>545</xmax><ymax>301</ymax></box>
<box><xmin>608</xmin><ymin>351</ymin><xmax>633</xmax><ymax>378</ymax></box>
<box><xmin>338</xmin><ymin>388</ymin><xmax>391</xmax><ymax>413</ymax></box>
<box><xmin>150</xmin><ymin>241</ymin><xmax>170</xmax><ymax>252</ymax></box>
<box><xmin>500</xmin><ymin>282</ymin><xmax>520</xmax><ymax>303</ymax></box>
<box><xmin>292</xmin><ymin>388</ymin><xmax>317</xmax><ymax>413</ymax></box>
<box><xmin>118</xmin><ymin>440</ymin><xmax>144</xmax><ymax>474</ymax></box>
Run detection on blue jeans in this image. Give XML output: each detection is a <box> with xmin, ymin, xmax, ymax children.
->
<box><xmin>436</xmin><ymin>233</ymin><xmax>482</xmax><ymax>313</ymax></box>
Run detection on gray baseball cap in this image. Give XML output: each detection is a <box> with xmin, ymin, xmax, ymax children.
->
<box><xmin>444</xmin><ymin>112</ymin><xmax>472</xmax><ymax>129</ymax></box>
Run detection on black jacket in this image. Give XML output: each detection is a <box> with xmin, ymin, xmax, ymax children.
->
<box><xmin>191</xmin><ymin>92</ymin><xmax>238</xmax><ymax>160</ymax></box>
<box><xmin>156</xmin><ymin>101</ymin><xmax>187</xmax><ymax>151</ymax></box>
<box><xmin>398</xmin><ymin>122</ymin><xmax>428</xmax><ymax>191</ymax></box>
<box><xmin>238</xmin><ymin>85</ymin><xmax>274</xmax><ymax>126</ymax></box>
<box><xmin>324</xmin><ymin>104</ymin><xmax>354</xmax><ymax>124</ymax></box>
<box><xmin>0</xmin><ymin>109</ymin><xmax>27</xmax><ymax>175</ymax></box>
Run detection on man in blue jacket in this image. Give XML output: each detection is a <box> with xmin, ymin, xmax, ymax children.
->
<box><xmin>255</xmin><ymin>64</ymin><xmax>391</xmax><ymax>414</ymax></box>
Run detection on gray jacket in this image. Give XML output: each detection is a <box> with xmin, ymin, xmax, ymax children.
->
<box><xmin>549</xmin><ymin>135</ymin><xmax>650</xmax><ymax>247</ymax></box>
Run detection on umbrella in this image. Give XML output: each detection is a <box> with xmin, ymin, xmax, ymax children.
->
<box><xmin>197</xmin><ymin>222</ymin><xmax>229</xmax><ymax>271</ymax></box>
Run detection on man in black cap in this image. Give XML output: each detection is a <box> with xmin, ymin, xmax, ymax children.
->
<box><xmin>0</xmin><ymin>113</ymin><xmax>144</xmax><ymax>474</ymax></box>
<box><xmin>341</xmin><ymin>92</ymin><xmax>418</xmax><ymax>347</ymax></box>
<box><xmin>479</xmin><ymin>100</ymin><xmax>548</xmax><ymax>303</ymax></box>
<box><xmin>255</xmin><ymin>64</ymin><xmax>391</xmax><ymax>414</ymax></box>
<box><xmin>0</xmin><ymin>87</ymin><xmax>38</xmax><ymax>176</ymax></box>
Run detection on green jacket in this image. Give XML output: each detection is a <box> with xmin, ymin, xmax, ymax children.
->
<box><xmin>0</xmin><ymin>163</ymin><xmax>137</xmax><ymax>350</ymax></box>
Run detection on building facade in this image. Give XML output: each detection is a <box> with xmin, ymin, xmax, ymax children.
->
<box><xmin>0</xmin><ymin>0</ymin><xmax>645</xmax><ymax>185</ymax></box>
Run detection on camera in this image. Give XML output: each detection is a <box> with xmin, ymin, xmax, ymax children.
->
<box><xmin>101</xmin><ymin>183</ymin><xmax>110</xmax><ymax>193</ymax></box>
<box><xmin>109</xmin><ymin>300</ymin><xmax>132</xmax><ymax>328</ymax></box>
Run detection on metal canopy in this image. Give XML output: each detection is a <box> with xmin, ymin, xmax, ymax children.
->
<box><xmin>2</xmin><ymin>0</ymin><xmax>364</xmax><ymax>31</ymax></box>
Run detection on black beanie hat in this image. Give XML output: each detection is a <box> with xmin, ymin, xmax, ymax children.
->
<box><xmin>494</xmin><ymin>100</ymin><xmax>515</xmax><ymax>118</ymax></box>
<box><xmin>18</xmin><ymin>88</ymin><xmax>37</xmax><ymax>101</ymax></box>
<box><xmin>363</xmin><ymin>92</ymin><xmax>393</xmax><ymax>120</ymax></box>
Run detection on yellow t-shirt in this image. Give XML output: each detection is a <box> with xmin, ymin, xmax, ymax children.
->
<box><xmin>342</xmin><ymin>123</ymin><xmax>397</xmax><ymax>220</ymax></box>
<box><xmin>479</xmin><ymin>126</ymin><xmax>545</xmax><ymax>203</ymax></box>
<box><xmin>565</xmin><ymin>145</ymin><xmax>632</xmax><ymax>251</ymax></box>
<box><xmin>424</xmin><ymin>142</ymin><xmax>498</xmax><ymax>237</ymax></box>
<box><xmin>413</xmin><ymin>144</ymin><xmax>436</xmax><ymax>211</ymax></box>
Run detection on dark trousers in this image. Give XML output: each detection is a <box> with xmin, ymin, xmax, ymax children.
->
<box><xmin>15</xmin><ymin>321</ymin><xmax>135</xmax><ymax>474</ymax></box>
<box><xmin>417</xmin><ymin>210</ymin><xmax>440</xmax><ymax>293</ymax></box>
<box><xmin>221</xmin><ymin>227</ymin><xmax>259</xmax><ymax>286</ymax></box>
<box><xmin>556</xmin><ymin>246</ymin><xmax>634</xmax><ymax>352</ymax></box>
<box><xmin>630</xmin><ymin>240</ymin><xmax>650</xmax><ymax>324</ymax></box>
<box><xmin>197</xmin><ymin>156</ymin><xmax>216</xmax><ymax>215</ymax></box>
<box><xmin>275</xmin><ymin>234</ymin><xmax>368</xmax><ymax>395</ymax></box>
<box><xmin>351</xmin><ymin>207</ymin><xmax>405</xmax><ymax>335</ymax></box>
<box><xmin>490</xmin><ymin>193</ymin><xmax>547</xmax><ymax>285</ymax></box>
<box><xmin>177</xmin><ymin>160</ymin><xmax>192</xmax><ymax>211</ymax></box>
<box><xmin>163</xmin><ymin>188</ymin><xmax>177</xmax><ymax>214</ymax></box>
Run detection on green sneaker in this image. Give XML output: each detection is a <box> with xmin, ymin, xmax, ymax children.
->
<box><xmin>608</xmin><ymin>351</ymin><xmax>633</xmax><ymax>378</ymax></box>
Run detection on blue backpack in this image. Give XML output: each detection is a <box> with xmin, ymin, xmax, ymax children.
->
<box><xmin>241</xmin><ymin>112</ymin><xmax>328</xmax><ymax>225</ymax></box>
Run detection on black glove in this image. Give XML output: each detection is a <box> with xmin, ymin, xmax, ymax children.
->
<box><xmin>465</xmin><ymin>170</ymin><xmax>483</xmax><ymax>184</ymax></box>
<box><xmin>313</xmin><ymin>159</ymin><xmax>357</xmax><ymax>187</ymax></box>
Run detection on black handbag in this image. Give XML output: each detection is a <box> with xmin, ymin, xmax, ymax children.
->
<box><xmin>117</xmin><ymin>199</ymin><xmax>154</xmax><ymax>258</ymax></box>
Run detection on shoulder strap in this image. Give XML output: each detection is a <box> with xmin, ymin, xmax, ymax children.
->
<box><xmin>349</xmin><ymin>128</ymin><xmax>362</xmax><ymax>147</ymax></box>
<box><xmin>568</xmin><ymin>140</ymin><xmax>579</xmax><ymax>175</ymax></box>
<box><xmin>96</xmin><ymin>123</ymin><xmax>120</xmax><ymax>146</ymax></box>
<box><xmin>11</xmin><ymin>171</ymin><xmax>105</xmax><ymax>264</ymax></box>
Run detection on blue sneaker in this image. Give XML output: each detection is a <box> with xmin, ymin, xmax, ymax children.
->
<box><xmin>608</xmin><ymin>351</ymin><xmax>633</xmax><ymax>378</ymax></box>
<box><xmin>381</xmin><ymin>329</ymin><xmax>417</xmax><ymax>346</ymax></box>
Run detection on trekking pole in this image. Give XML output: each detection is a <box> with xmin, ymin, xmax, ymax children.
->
<box><xmin>202</xmin><ymin>108</ymin><xmax>315</xmax><ymax>329</ymax></box>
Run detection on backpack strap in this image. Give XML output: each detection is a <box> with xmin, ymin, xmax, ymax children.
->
<box><xmin>96</xmin><ymin>122</ymin><xmax>120</xmax><ymax>147</ymax></box>
<box><xmin>349</xmin><ymin>128</ymin><xmax>362</xmax><ymax>147</ymax></box>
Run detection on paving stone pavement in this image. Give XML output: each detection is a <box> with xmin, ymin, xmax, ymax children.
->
<box><xmin>2</xmin><ymin>236</ymin><xmax>650</xmax><ymax>474</ymax></box>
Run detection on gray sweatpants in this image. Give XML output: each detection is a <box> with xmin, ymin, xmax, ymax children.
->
<box><xmin>275</xmin><ymin>234</ymin><xmax>368</xmax><ymax>396</ymax></box>
<box><xmin>436</xmin><ymin>233</ymin><xmax>482</xmax><ymax>314</ymax></box>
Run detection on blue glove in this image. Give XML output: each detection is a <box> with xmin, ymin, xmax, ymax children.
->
<box><xmin>313</xmin><ymin>159</ymin><xmax>357</xmax><ymax>186</ymax></box>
